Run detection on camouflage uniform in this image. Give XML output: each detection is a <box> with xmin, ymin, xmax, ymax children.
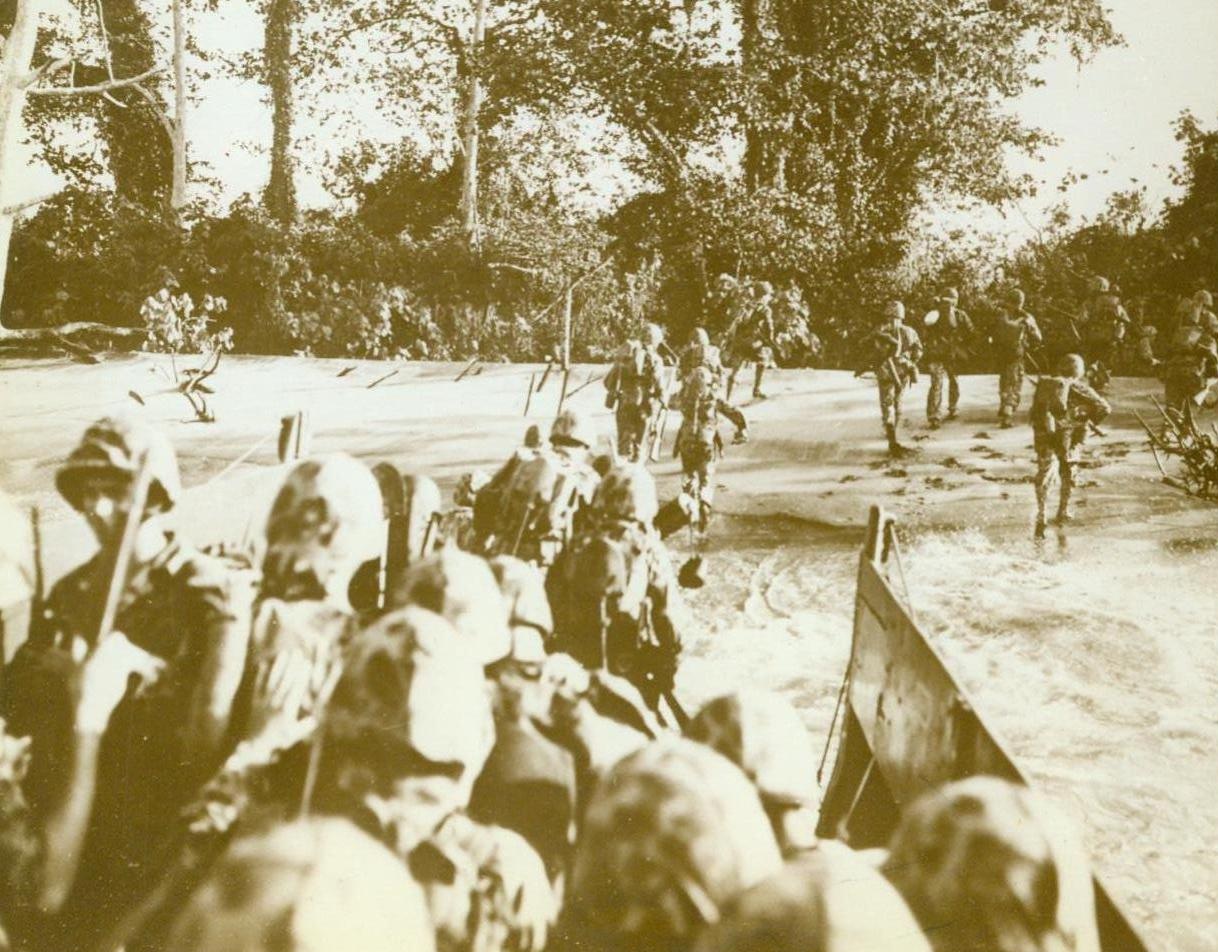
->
<box><xmin>726</xmin><ymin>282</ymin><xmax>777</xmax><ymax>400</ymax></box>
<box><xmin>3</xmin><ymin>416</ymin><xmax>252</xmax><ymax>946</ymax></box>
<box><xmin>547</xmin><ymin>465</ymin><xmax>687</xmax><ymax>712</ymax></box>
<box><xmin>1030</xmin><ymin>359</ymin><xmax>1109</xmax><ymax>532</ymax></box>
<box><xmin>992</xmin><ymin>302</ymin><xmax>1042</xmax><ymax>426</ymax></box>
<box><xmin>1080</xmin><ymin>276</ymin><xmax>1131</xmax><ymax>380</ymax></box>
<box><xmin>921</xmin><ymin>288</ymin><xmax>974</xmax><ymax>426</ymax></box>
<box><xmin>605</xmin><ymin>327</ymin><xmax>667</xmax><ymax>461</ymax></box>
<box><xmin>317</xmin><ymin>606</ymin><xmax>555</xmax><ymax>952</ymax></box>
<box><xmin>1163</xmin><ymin>338</ymin><xmax>1218</xmax><ymax>415</ymax></box>
<box><xmin>868</xmin><ymin>304</ymin><xmax>922</xmax><ymax>454</ymax></box>
<box><xmin>674</xmin><ymin>368</ymin><xmax>746</xmax><ymax>528</ymax></box>
<box><xmin>481</xmin><ymin>411</ymin><xmax>600</xmax><ymax>568</ymax></box>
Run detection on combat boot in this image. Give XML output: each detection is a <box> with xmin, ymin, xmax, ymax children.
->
<box><xmin>886</xmin><ymin>424</ymin><xmax>907</xmax><ymax>457</ymax></box>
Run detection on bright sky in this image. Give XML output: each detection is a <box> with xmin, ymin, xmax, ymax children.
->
<box><xmin>10</xmin><ymin>0</ymin><xmax>1218</xmax><ymax>246</ymax></box>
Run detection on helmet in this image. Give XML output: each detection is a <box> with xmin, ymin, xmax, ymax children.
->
<box><xmin>1058</xmin><ymin>354</ymin><xmax>1085</xmax><ymax>379</ymax></box>
<box><xmin>1007</xmin><ymin>287</ymin><xmax>1026</xmax><ymax>309</ymax></box>
<box><xmin>551</xmin><ymin>408</ymin><xmax>597</xmax><ymax>449</ymax></box>
<box><xmin>167</xmin><ymin>818</ymin><xmax>435</xmax><ymax>952</ymax></box>
<box><xmin>686</xmin><ymin>690</ymin><xmax>816</xmax><ymax>810</ymax></box>
<box><xmin>0</xmin><ymin>492</ymin><xmax>33</xmax><ymax>610</ymax></box>
<box><xmin>56</xmin><ymin>413</ymin><xmax>181</xmax><ymax>513</ymax></box>
<box><xmin>523</xmin><ymin>424</ymin><xmax>543</xmax><ymax>450</ymax></box>
<box><xmin>939</xmin><ymin>287</ymin><xmax>960</xmax><ymax>305</ymax></box>
<box><xmin>326</xmin><ymin>606</ymin><xmax>494</xmax><ymax>793</ymax></box>
<box><xmin>754</xmin><ymin>280</ymin><xmax>773</xmax><ymax>297</ymax></box>
<box><xmin>489</xmin><ymin>554</ymin><xmax>554</xmax><ymax>643</ymax></box>
<box><xmin>569</xmin><ymin>737</ymin><xmax>782</xmax><ymax>951</ymax></box>
<box><xmin>402</xmin><ymin>473</ymin><xmax>442</xmax><ymax>562</ymax></box>
<box><xmin>592</xmin><ymin>464</ymin><xmax>659</xmax><ymax>525</ymax></box>
<box><xmin>883</xmin><ymin>776</ymin><xmax>1099</xmax><ymax>952</ymax></box>
<box><xmin>692</xmin><ymin>327</ymin><xmax>710</xmax><ymax>347</ymax></box>
<box><xmin>1089</xmin><ymin>275</ymin><xmax>1110</xmax><ymax>294</ymax></box>
<box><xmin>390</xmin><ymin>548</ymin><xmax>512</xmax><ymax>665</ymax></box>
<box><xmin>694</xmin><ymin>842</ymin><xmax>931</xmax><ymax>952</ymax></box>
<box><xmin>884</xmin><ymin>300</ymin><xmax>905</xmax><ymax>322</ymax></box>
<box><xmin>1195</xmin><ymin>289</ymin><xmax>1213</xmax><ymax>309</ymax></box>
<box><xmin>643</xmin><ymin>323</ymin><xmax>665</xmax><ymax>348</ymax></box>
<box><xmin>262</xmin><ymin>455</ymin><xmax>383</xmax><ymax>600</ymax></box>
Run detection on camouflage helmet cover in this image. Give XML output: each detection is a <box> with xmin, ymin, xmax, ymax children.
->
<box><xmin>938</xmin><ymin>287</ymin><xmax>960</xmax><ymax>304</ymax></box>
<box><xmin>686</xmin><ymin>690</ymin><xmax>817</xmax><ymax>809</ymax></box>
<box><xmin>1058</xmin><ymin>353</ymin><xmax>1086</xmax><ymax>379</ymax></box>
<box><xmin>694</xmin><ymin>842</ymin><xmax>931</xmax><ymax>952</ymax></box>
<box><xmin>570</xmin><ymin>737</ymin><xmax>782</xmax><ymax>949</ymax></box>
<box><xmin>592</xmin><ymin>463</ymin><xmax>659</xmax><ymax>525</ymax></box>
<box><xmin>56</xmin><ymin>413</ymin><xmax>181</xmax><ymax>513</ymax></box>
<box><xmin>643</xmin><ymin>322</ymin><xmax>665</xmax><ymax>348</ymax></box>
<box><xmin>551</xmin><ymin>408</ymin><xmax>597</xmax><ymax>449</ymax></box>
<box><xmin>1007</xmin><ymin>287</ymin><xmax>1026</xmax><ymax>309</ymax></box>
<box><xmin>1195</xmin><ymin>289</ymin><xmax>1213</xmax><ymax>308</ymax></box>
<box><xmin>327</xmin><ymin>605</ymin><xmax>494</xmax><ymax>783</ymax></box>
<box><xmin>883</xmin><ymin>776</ymin><xmax>1099</xmax><ymax>952</ymax></box>
<box><xmin>1089</xmin><ymin>275</ymin><xmax>1110</xmax><ymax>294</ymax></box>
<box><xmin>167</xmin><ymin>818</ymin><xmax>435</xmax><ymax>952</ymax></box>
<box><xmin>391</xmin><ymin>548</ymin><xmax>513</xmax><ymax>665</ymax></box>
<box><xmin>884</xmin><ymin>300</ymin><xmax>906</xmax><ymax>322</ymax></box>
<box><xmin>263</xmin><ymin>454</ymin><xmax>383</xmax><ymax>594</ymax></box>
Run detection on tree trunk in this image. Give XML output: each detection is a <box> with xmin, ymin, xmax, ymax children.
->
<box><xmin>170</xmin><ymin>0</ymin><xmax>187</xmax><ymax>210</ymax></box>
<box><xmin>88</xmin><ymin>0</ymin><xmax>174</xmax><ymax>208</ymax></box>
<box><xmin>458</xmin><ymin>0</ymin><xmax>488</xmax><ymax>247</ymax></box>
<box><xmin>263</xmin><ymin>0</ymin><xmax>297</xmax><ymax>224</ymax></box>
<box><xmin>0</xmin><ymin>0</ymin><xmax>41</xmax><ymax>328</ymax></box>
<box><xmin>741</xmin><ymin>0</ymin><xmax>777</xmax><ymax>191</ymax></box>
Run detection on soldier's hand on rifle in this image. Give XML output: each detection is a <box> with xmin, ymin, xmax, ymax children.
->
<box><xmin>75</xmin><ymin>632</ymin><xmax>166</xmax><ymax>734</ymax></box>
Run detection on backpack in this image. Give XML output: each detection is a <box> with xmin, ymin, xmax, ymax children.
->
<box><xmin>546</xmin><ymin>527</ymin><xmax>656</xmax><ymax>679</ymax></box>
<box><xmin>495</xmin><ymin>453</ymin><xmax>592</xmax><ymax>565</ymax></box>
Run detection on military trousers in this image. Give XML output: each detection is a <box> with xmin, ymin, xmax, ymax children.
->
<box><xmin>998</xmin><ymin>360</ymin><xmax>1025</xmax><ymax>421</ymax></box>
<box><xmin>878</xmin><ymin>373</ymin><xmax>905</xmax><ymax>429</ymax></box>
<box><xmin>926</xmin><ymin>362</ymin><xmax>960</xmax><ymax>423</ymax></box>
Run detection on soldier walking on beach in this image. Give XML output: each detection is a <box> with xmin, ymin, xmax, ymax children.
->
<box><xmin>921</xmin><ymin>287</ymin><xmax>975</xmax><ymax>428</ymax></box>
<box><xmin>604</xmin><ymin>323</ymin><xmax>667</xmax><ymax>461</ymax></box>
<box><xmin>992</xmin><ymin>288</ymin><xmax>1042</xmax><ymax>428</ymax></box>
<box><xmin>868</xmin><ymin>301</ymin><xmax>922</xmax><ymax>456</ymax></box>
<box><xmin>726</xmin><ymin>280</ymin><xmax>777</xmax><ymax>401</ymax></box>
<box><xmin>1030</xmin><ymin>354</ymin><xmax>1110</xmax><ymax>538</ymax></box>
<box><xmin>1079</xmin><ymin>276</ymin><xmax>1131</xmax><ymax>390</ymax></box>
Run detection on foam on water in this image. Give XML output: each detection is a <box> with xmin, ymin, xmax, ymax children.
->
<box><xmin>679</xmin><ymin>518</ymin><xmax>1218</xmax><ymax>952</ymax></box>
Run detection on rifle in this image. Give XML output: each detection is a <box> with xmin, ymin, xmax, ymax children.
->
<box><xmin>647</xmin><ymin>366</ymin><xmax>679</xmax><ymax>463</ymax></box>
<box><xmin>96</xmin><ymin>451</ymin><xmax>156</xmax><ymax>646</ymax></box>
<box><xmin>30</xmin><ymin>506</ymin><xmax>45</xmax><ymax>635</ymax></box>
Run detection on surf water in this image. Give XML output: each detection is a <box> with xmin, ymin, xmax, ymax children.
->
<box><xmin>678</xmin><ymin>515</ymin><xmax>1218</xmax><ymax>952</ymax></box>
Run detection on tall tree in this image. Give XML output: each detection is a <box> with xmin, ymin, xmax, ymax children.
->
<box><xmin>743</xmin><ymin>0</ymin><xmax>1121</xmax><ymax>262</ymax></box>
<box><xmin>263</xmin><ymin>0</ymin><xmax>297</xmax><ymax>223</ymax></box>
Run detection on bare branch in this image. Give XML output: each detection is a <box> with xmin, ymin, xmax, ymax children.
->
<box><xmin>27</xmin><ymin>66</ymin><xmax>166</xmax><ymax>97</ymax></box>
<box><xmin>127</xmin><ymin>82</ymin><xmax>178</xmax><ymax>144</ymax></box>
<box><xmin>1</xmin><ymin>191</ymin><xmax>58</xmax><ymax>216</ymax></box>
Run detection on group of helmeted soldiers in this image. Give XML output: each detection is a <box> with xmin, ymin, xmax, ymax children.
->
<box><xmin>0</xmin><ymin>403</ymin><xmax>1112</xmax><ymax>952</ymax></box>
